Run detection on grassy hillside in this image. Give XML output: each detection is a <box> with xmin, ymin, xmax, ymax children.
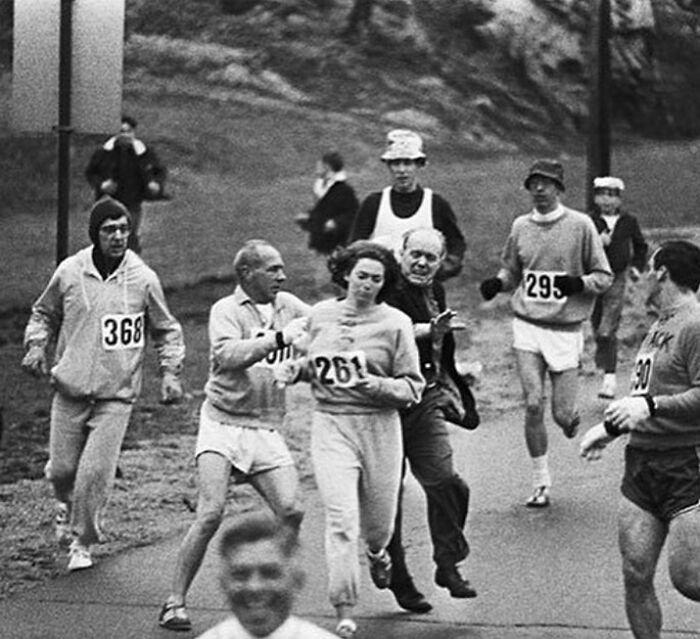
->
<box><xmin>2</xmin><ymin>1</ymin><xmax>700</xmax><ymax>313</ymax></box>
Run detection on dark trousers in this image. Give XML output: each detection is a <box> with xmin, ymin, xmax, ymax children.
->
<box><xmin>125</xmin><ymin>202</ymin><xmax>143</xmax><ymax>253</ymax></box>
<box><xmin>591</xmin><ymin>273</ymin><xmax>626</xmax><ymax>373</ymax></box>
<box><xmin>388</xmin><ymin>388</ymin><xmax>470</xmax><ymax>590</ymax></box>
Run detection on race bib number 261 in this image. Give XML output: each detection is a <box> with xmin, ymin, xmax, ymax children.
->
<box><xmin>101</xmin><ymin>313</ymin><xmax>145</xmax><ymax>351</ymax></box>
<box><xmin>312</xmin><ymin>350</ymin><xmax>367</xmax><ymax>388</ymax></box>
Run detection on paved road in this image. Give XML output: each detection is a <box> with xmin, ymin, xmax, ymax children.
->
<box><xmin>1</xmin><ymin>381</ymin><xmax>699</xmax><ymax>638</ymax></box>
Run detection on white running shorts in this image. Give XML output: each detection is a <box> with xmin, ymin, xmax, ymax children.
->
<box><xmin>195</xmin><ymin>406</ymin><xmax>294</xmax><ymax>477</ymax></box>
<box><xmin>512</xmin><ymin>317</ymin><xmax>583</xmax><ymax>372</ymax></box>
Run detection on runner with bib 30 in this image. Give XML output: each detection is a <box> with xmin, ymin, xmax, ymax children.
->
<box><xmin>580</xmin><ymin>241</ymin><xmax>700</xmax><ymax>639</ymax></box>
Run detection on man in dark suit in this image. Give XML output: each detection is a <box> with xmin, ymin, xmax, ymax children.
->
<box><xmin>382</xmin><ymin>227</ymin><xmax>479</xmax><ymax>613</ymax></box>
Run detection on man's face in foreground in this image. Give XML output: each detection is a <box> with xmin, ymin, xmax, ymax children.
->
<box><xmin>220</xmin><ymin>538</ymin><xmax>301</xmax><ymax>637</ymax></box>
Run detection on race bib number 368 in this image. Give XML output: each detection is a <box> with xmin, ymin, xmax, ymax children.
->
<box><xmin>101</xmin><ymin>313</ymin><xmax>145</xmax><ymax>350</ymax></box>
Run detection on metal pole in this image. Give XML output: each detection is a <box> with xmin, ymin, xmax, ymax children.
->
<box><xmin>56</xmin><ymin>0</ymin><xmax>74</xmax><ymax>264</ymax></box>
<box><xmin>586</xmin><ymin>0</ymin><xmax>612</xmax><ymax>211</ymax></box>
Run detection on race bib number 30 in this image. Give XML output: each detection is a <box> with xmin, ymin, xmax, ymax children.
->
<box><xmin>313</xmin><ymin>350</ymin><xmax>367</xmax><ymax>388</ymax></box>
<box><xmin>101</xmin><ymin>313</ymin><xmax>145</xmax><ymax>351</ymax></box>
<box><xmin>630</xmin><ymin>354</ymin><xmax>654</xmax><ymax>396</ymax></box>
<box><xmin>523</xmin><ymin>270</ymin><xmax>566</xmax><ymax>302</ymax></box>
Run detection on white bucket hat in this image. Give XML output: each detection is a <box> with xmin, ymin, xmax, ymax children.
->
<box><xmin>593</xmin><ymin>176</ymin><xmax>625</xmax><ymax>191</ymax></box>
<box><xmin>380</xmin><ymin>129</ymin><xmax>426</xmax><ymax>162</ymax></box>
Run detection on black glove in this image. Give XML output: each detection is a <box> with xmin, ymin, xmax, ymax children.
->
<box><xmin>479</xmin><ymin>277</ymin><xmax>503</xmax><ymax>301</ymax></box>
<box><xmin>553</xmin><ymin>275</ymin><xmax>584</xmax><ymax>296</ymax></box>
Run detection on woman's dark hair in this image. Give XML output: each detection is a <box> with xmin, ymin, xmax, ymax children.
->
<box><xmin>327</xmin><ymin>240</ymin><xmax>400</xmax><ymax>302</ymax></box>
<box><xmin>322</xmin><ymin>151</ymin><xmax>344</xmax><ymax>172</ymax></box>
<box><xmin>653</xmin><ymin>240</ymin><xmax>700</xmax><ymax>292</ymax></box>
<box><xmin>121</xmin><ymin>114</ymin><xmax>138</xmax><ymax>129</ymax></box>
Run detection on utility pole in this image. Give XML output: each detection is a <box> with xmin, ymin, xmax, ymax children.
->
<box><xmin>586</xmin><ymin>0</ymin><xmax>611</xmax><ymax>211</ymax></box>
<box><xmin>13</xmin><ymin>0</ymin><xmax>125</xmax><ymax>264</ymax></box>
<box><xmin>56</xmin><ymin>0</ymin><xmax>75</xmax><ymax>264</ymax></box>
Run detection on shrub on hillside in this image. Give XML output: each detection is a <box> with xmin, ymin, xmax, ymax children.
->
<box><xmin>125</xmin><ymin>34</ymin><xmax>253</xmax><ymax>76</ymax></box>
<box><xmin>220</xmin><ymin>0</ymin><xmax>260</xmax><ymax>15</ymax></box>
<box><xmin>126</xmin><ymin>0</ymin><xmax>218</xmax><ymax>38</ymax></box>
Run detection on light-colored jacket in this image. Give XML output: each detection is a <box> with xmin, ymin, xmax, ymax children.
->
<box><xmin>203</xmin><ymin>287</ymin><xmax>310</xmax><ymax>427</ymax></box>
<box><xmin>24</xmin><ymin>246</ymin><xmax>184</xmax><ymax>402</ymax></box>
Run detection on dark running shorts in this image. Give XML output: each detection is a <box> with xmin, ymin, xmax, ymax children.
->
<box><xmin>622</xmin><ymin>445</ymin><xmax>700</xmax><ymax>522</ymax></box>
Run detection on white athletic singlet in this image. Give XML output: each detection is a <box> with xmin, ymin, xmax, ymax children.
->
<box><xmin>370</xmin><ymin>186</ymin><xmax>433</xmax><ymax>254</ymax></box>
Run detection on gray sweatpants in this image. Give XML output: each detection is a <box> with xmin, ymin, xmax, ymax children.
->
<box><xmin>311</xmin><ymin>409</ymin><xmax>403</xmax><ymax>607</ymax></box>
<box><xmin>45</xmin><ymin>393</ymin><xmax>133</xmax><ymax>546</ymax></box>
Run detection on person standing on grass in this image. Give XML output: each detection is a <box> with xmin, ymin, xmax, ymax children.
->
<box><xmin>349</xmin><ymin>129</ymin><xmax>465</xmax><ymax>280</ymax></box>
<box><xmin>479</xmin><ymin>159</ymin><xmax>612</xmax><ymax>508</ymax></box>
<box><xmin>384</xmin><ymin>227</ymin><xmax>479</xmax><ymax>614</ymax></box>
<box><xmin>580</xmin><ymin>240</ymin><xmax>700</xmax><ymax>639</ymax></box>
<box><xmin>277</xmin><ymin>240</ymin><xmax>424</xmax><ymax>639</ymax></box>
<box><xmin>194</xmin><ymin>513</ymin><xmax>337</xmax><ymax>639</ymax></box>
<box><xmin>85</xmin><ymin>115</ymin><xmax>167</xmax><ymax>254</ymax></box>
<box><xmin>589</xmin><ymin>176</ymin><xmax>648</xmax><ymax>400</ymax></box>
<box><xmin>295</xmin><ymin>150</ymin><xmax>359</xmax><ymax>290</ymax></box>
<box><xmin>21</xmin><ymin>195</ymin><xmax>185</xmax><ymax>573</ymax></box>
<box><xmin>159</xmin><ymin>239</ymin><xmax>310</xmax><ymax>632</ymax></box>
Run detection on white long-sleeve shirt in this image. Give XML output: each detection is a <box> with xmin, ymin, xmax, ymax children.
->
<box><xmin>195</xmin><ymin>615</ymin><xmax>336</xmax><ymax>639</ymax></box>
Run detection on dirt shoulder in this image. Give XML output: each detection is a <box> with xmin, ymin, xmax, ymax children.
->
<box><xmin>0</xmin><ymin>382</ymin><xmax>317</xmax><ymax>600</ymax></box>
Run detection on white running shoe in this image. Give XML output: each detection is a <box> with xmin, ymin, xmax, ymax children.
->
<box><xmin>525</xmin><ymin>485</ymin><xmax>550</xmax><ymax>508</ymax></box>
<box><xmin>335</xmin><ymin>618</ymin><xmax>357</xmax><ymax>639</ymax></box>
<box><xmin>599</xmin><ymin>374</ymin><xmax>616</xmax><ymax>399</ymax></box>
<box><xmin>67</xmin><ymin>541</ymin><xmax>93</xmax><ymax>571</ymax></box>
<box><xmin>54</xmin><ymin>502</ymin><xmax>72</xmax><ymax>546</ymax></box>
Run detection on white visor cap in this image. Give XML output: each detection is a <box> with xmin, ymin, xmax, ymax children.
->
<box><xmin>593</xmin><ymin>176</ymin><xmax>625</xmax><ymax>191</ymax></box>
<box><xmin>381</xmin><ymin>129</ymin><xmax>426</xmax><ymax>161</ymax></box>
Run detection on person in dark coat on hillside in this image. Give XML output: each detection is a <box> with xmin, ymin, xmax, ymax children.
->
<box><xmin>85</xmin><ymin>115</ymin><xmax>167</xmax><ymax>254</ymax></box>
<box><xmin>589</xmin><ymin>176</ymin><xmax>648</xmax><ymax>400</ymax></box>
<box><xmin>296</xmin><ymin>151</ymin><xmax>359</xmax><ymax>255</ymax></box>
<box><xmin>383</xmin><ymin>227</ymin><xmax>479</xmax><ymax>614</ymax></box>
<box><xmin>296</xmin><ymin>151</ymin><xmax>359</xmax><ymax>294</ymax></box>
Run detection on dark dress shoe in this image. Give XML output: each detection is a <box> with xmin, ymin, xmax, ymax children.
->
<box><xmin>435</xmin><ymin>566</ymin><xmax>477</xmax><ymax>598</ymax></box>
<box><xmin>391</xmin><ymin>587</ymin><xmax>433</xmax><ymax>613</ymax></box>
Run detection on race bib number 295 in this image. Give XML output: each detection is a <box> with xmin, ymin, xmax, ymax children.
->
<box><xmin>101</xmin><ymin>313</ymin><xmax>145</xmax><ymax>350</ymax></box>
<box><xmin>523</xmin><ymin>270</ymin><xmax>565</xmax><ymax>302</ymax></box>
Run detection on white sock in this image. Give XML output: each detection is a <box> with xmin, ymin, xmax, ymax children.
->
<box><xmin>531</xmin><ymin>454</ymin><xmax>551</xmax><ymax>489</ymax></box>
<box><xmin>603</xmin><ymin>373</ymin><xmax>616</xmax><ymax>385</ymax></box>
